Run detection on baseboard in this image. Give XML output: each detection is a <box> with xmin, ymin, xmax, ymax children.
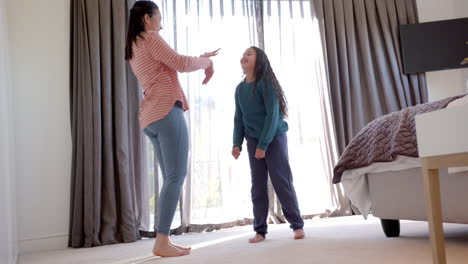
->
<box><xmin>19</xmin><ymin>234</ymin><xmax>68</xmax><ymax>255</ymax></box>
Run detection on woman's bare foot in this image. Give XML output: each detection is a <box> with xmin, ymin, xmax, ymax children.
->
<box><xmin>153</xmin><ymin>233</ymin><xmax>190</xmax><ymax>257</ymax></box>
<box><xmin>248</xmin><ymin>234</ymin><xmax>265</xmax><ymax>243</ymax></box>
<box><xmin>294</xmin><ymin>229</ymin><xmax>305</xmax><ymax>240</ymax></box>
<box><xmin>169</xmin><ymin>240</ymin><xmax>192</xmax><ymax>251</ymax></box>
<box><xmin>153</xmin><ymin>243</ymin><xmax>189</xmax><ymax>257</ymax></box>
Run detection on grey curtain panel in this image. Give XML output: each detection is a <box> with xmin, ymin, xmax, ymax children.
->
<box><xmin>69</xmin><ymin>0</ymin><xmax>146</xmax><ymax>247</ymax></box>
<box><xmin>311</xmin><ymin>0</ymin><xmax>352</xmax><ymax>216</ymax></box>
<box><xmin>319</xmin><ymin>0</ymin><xmax>428</xmax><ymax>154</ymax></box>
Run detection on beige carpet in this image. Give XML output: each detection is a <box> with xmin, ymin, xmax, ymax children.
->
<box><xmin>19</xmin><ymin>216</ymin><xmax>468</xmax><ymax>264</ymax></box>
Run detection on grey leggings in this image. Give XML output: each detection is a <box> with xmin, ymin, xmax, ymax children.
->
<box><xmin>143</xmin><ymin>105</ymin><xmax>188</xmax><ymax>235</ymax></box>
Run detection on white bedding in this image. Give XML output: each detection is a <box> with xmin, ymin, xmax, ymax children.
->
<box><xmin>447</xmin><ymin>94</ymin><xmax>468</xmax><ymax>108</ymax></box>
<box><xmin>342</xmin><ymin>156</ymin><xmax>468</xmax><ymax>219</ymax></box>
<box><xmin>342</xmin><ymin>95</ymin><xmax>468</xmax><ymax>218</ymax></box>
<box><xmin>341</xmin><ymin>156</ymin><xmax>419</xmax><ymax>219</ymax></box>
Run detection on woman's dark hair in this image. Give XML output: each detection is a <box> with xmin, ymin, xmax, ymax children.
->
<box><xmin>250</xmin><ymin>46</ymin><xmax>288</xmax><ymax>117</ymax></box>
<box><xmin>125</xmin><ymin>1</ymin><xmax>159</xmax><ymax>60</ymax></box>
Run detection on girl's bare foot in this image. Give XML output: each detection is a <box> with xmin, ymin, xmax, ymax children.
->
<box><xmin>248</xmin><ymin>234</ymin><xmax>265</xmax><ymax>243</ymax></box>
<box><xmin>294</xmin><ymin>229</ymin><xmax>305</xmax><ymax>240</ymax></box>
<box><xmin>153</xmin><ymin>233</ymin><xmax>190</xmax><ymax>257</ymax></box>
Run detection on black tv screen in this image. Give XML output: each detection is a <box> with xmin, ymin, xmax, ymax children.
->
<box><xmin>400</xmin><ymin>17</ymin><xmax>468</xmax><ymax>74</ymax></box>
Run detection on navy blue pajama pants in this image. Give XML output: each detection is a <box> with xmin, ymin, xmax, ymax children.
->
<box><xmin>245</xmin><ymin>134</ymin><xmax>304</xmax><ymax>236</ymax></box>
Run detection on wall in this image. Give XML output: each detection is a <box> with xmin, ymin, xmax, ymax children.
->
<box><xmin>416</xmin><ymin>0</ymin><xmax>468</xmax><ymax>101</ymax></box>
<box><xmin>0</xmin><ymin>0</ymin><xmax>18</xmax><ymax>262</ymax></box>
<box><xmin>7</xmin><ymin>0</ymin><xmax>72</xmax><ymax>254</ymax></box>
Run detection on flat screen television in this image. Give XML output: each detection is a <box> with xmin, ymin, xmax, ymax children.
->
<box><xmin>399</xmin><ymin>17</ymin><xmax>468</xmax><ymax>74</ymax></box>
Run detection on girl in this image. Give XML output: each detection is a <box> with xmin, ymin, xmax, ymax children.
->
<box><xmin>125</xmin><ymin>1</ymin><xmax>219</xmax><ymax>257</ymax></box>
<box><xmin>232</xmin><ymin>46</ymin><xmax>305</xmax><ymax>243</ymax></box>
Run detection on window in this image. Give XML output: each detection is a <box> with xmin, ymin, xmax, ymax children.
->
<box><xmin>146</xmin><ymin>0</ymin><xmax>334</xmax><ymax>231</ymax></box>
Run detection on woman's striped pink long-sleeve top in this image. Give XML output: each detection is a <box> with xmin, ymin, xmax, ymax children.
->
<box><xmin>129</xmin><ymin>30</ymin><xmax>212</xmax><ymax>129</ymax></box>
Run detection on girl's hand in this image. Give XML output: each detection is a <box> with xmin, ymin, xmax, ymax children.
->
<box><xmin>200</xmin><ymin>48</ymin><xmax>220</xmax><ymax>58</ymax></box>
<box><xmin>232</xmin><ymin>146</ymin><xmax>241</xmax><ymax>159</ymax></box>
<box><xmin>255</xmin><ymin>148</ymin><xmax>265</xmax><ymax>159</ymax></box>
<box><xmin>202</xmin><ymin>62</ymin><xmax>214</xmax><ymax>85</ymax></box>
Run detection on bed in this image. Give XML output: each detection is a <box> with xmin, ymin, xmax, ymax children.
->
<box><xmin>333</xmin><ymin>95</ymin><xmax>468</xmax><ymax>237</ymax></box>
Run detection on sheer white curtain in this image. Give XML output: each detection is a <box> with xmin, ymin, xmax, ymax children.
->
<box><xmin>145</xmin><ymin>0</ymin><xmax>259</xmax><ymax>233</ymax></box>
<box><xmin>179</xmin><ymin>0</ymin><xmax>259</xmax><ymax>225</ymax></box>
<box><xmin>144</xmin><ymin>0</ymin><xmax>347</xmax><ymax>234</ymax></box>
<box><xmin>0</xmin><ymin>0</ymin><xmax>18</xmax><ymax>262</ymax></box>
<box><xmin>262</xmin><ymin>0</ymin><xmax>348</xmax><ymax>215</ymax></box>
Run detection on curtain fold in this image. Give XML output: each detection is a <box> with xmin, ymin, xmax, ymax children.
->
<box><xmin>0</xmin><ymin>0</ymin><xmax>18</xmax><ymax>261</ymax></box>
<box><xmin>320</xmin><ymin>0</ymin><xmax>427</xmax><ymax>155</ymax></box>
<box><xmin>69</xmin><ymin>0</ymin><xmax>146</xmax><ymax>248</ymax></box>
<box><xmin>255</xmin><ymin>0</ymin><xmax>285</xmax><ymax>225</ymax></box>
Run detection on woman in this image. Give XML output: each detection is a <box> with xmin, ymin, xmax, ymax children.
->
<box><xmin>125</xmin><ymin>1</ymin><xmax>219</xmax><ymax>257</ymax></box>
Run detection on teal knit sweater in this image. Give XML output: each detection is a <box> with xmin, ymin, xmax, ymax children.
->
<box><xmin>233</xmin><ymin>79</ymin><xmax>288</xmax><ymax>151</ymax></box>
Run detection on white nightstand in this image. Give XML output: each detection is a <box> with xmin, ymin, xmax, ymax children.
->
<box><xmin>416</xmin><ymin>104</ymin><xmax>468</xmax><ymax>264</ymax></box>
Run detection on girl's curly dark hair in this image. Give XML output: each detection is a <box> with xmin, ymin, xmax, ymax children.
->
<box><xmin>250</xmin><ymin>46</ymin><xmax>288</xmax><ymax>117</ymax></box>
